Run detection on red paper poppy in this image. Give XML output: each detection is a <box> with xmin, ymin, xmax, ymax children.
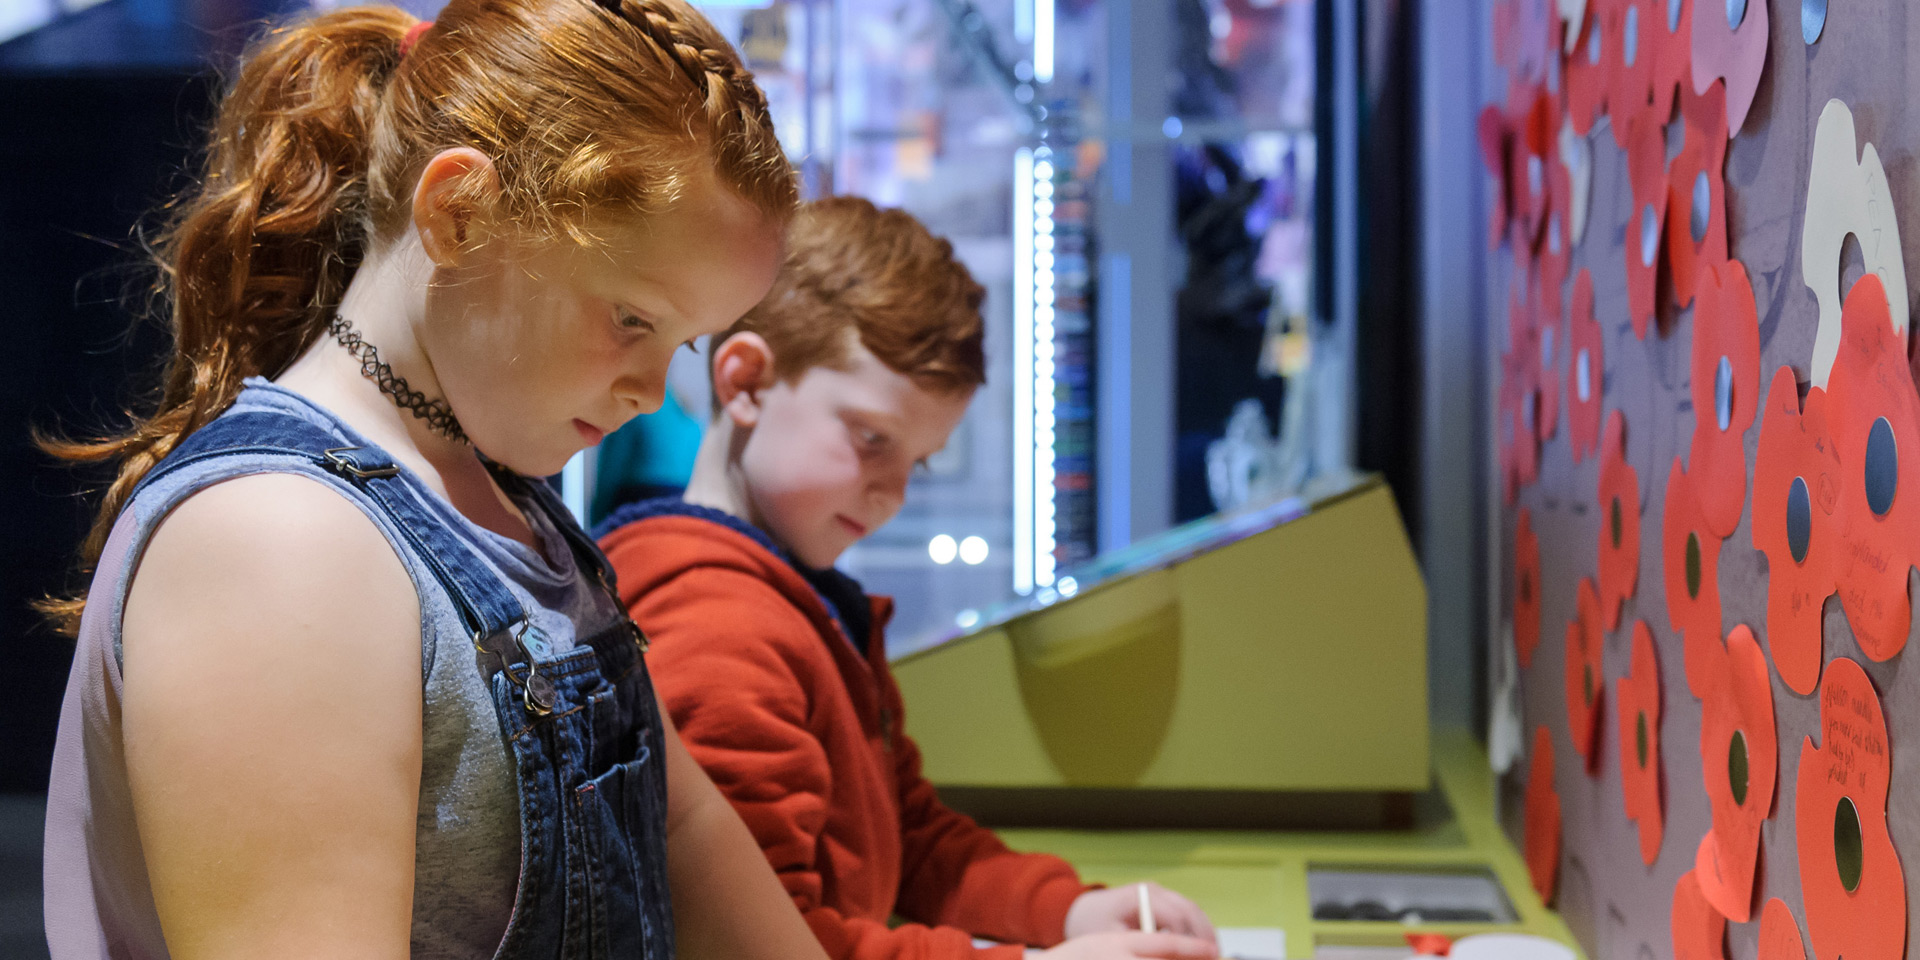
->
<box><xmin>1479</xmin><ymin>106</ymin><xmax>1512</xmax><ymax>250</ymax></box>
<box><xmin>1563</xmin><ymin>4</ymin><xmax>1612</xmax><ymax>136</ymax></box>
<box><xmin>1689</xmin><ymin>0</ymin><xmax>1766</xmax><ymax>136</ymax></box>
<box><xmin>1495</xmin><ymin>0</ymin><xmax>1559</xmax><ymax>86</ymax></box>
<box><xmin>1597</xmin><ymin>411</ymin><xmax>1641</xmax><ymax>629</ymax></box>
<box><xmin>1516</xmin><ymin>509</ymin><xmax>1543</xmax><ymax>667</ymax></box>
<box><xmin>1616</xmin><ymin>620</ymin><xmax>1663</xmax><ymax>864</ymax></box>
<box><xmin>1822</xmin><ymin>273</ymin><xmax>1920</xmax><ymax>662</ymax></box>
<box><xmin>1662</xmin><ymin>459</ymin><xmax>1722</xmax><ymax>695</ymax></box>
<box><xmin>1750</xmin><ymin>366</ymin><xmax>1838</xmax><ymax>695</ymax></box>
<box><xmin>1568</xmin><ymin>270</ymin><xmax>1605</xmax><ymax>462</ymax></box>
<box><xmin>1493</xmin><ymin>0</ymin><xmax>1519</xmax><ymax>69</ymax></box>
<box><xmin>1501</xmin><ymin>366</ymin><xmax>1542</xmax><ymax>504</ymax></box>
<box><xmin>1694</xmin><ymin>624</ymin><xmax>1776</xmax><ymax>923</ymax></box>
<box><xmin>1687</xmin><ymin>259</ymin><xmax>1760</xmax><ymax>537</ymax></box>
<box><xmin>1524</xmin><ymin>725</ymin><xmax>1562</xmax><ymax>905</ymax></box>
<box><xmin>1508</xmin><ymin>86</ymin><xmax>1554</xmax><ymax>252</ymax></box>
<box><xmin>1502</xmin><ymin>293</ymin><xmax>1543</xmax><ymax>504</ymax></box>
<box><xmin>1795</xmin><ymin>657</ymin><xmax>1906</xmax><ymax>960</ymax></box>
<box><xmin>1756</xmin><ymin>899</ymin><xmax>1806</xmax><ymax>960</ymax></box>
<box><xmin>1566</xmin><ymin>577</ymin><xmax>1606</xmax><ymax>768</ymax></box>
<box><xmin>1624</xmin><ymin>114</ymin><xmax>1669</xmax><ymax>339</ymax></box>
<box><xmin>1649</xmin><ymin>0</ymin><xmax>1692</xmax><ymax>120</ymax></box>
<box><xmin>1537</xmin><ymin>120</ymin><xmax>1574</xmax><ymax>329</ymax></box>
<box><xmin>1606</xmin><ymin>0</ymin><xmax>1659</xmax><ymax>147</ymax></box>
<box><xmin>1666</xmin><ymin>80</ymin><xmax>1728</xmax><ymax>310</ymax></box>
<box><xmin>1672</xmin><ymin>870</ymin><xmax>1729</xmax><ymax>960</ymax></box>
<box><xmin>1536</xmin><ymin>306</ymin><xmax>1563</xmax><ymax>444</ymax></box>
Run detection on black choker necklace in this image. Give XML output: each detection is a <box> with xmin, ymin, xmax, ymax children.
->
<box><xmin>328</xmin><ymin>315</ymin><xmax>468</xmax><ymax>443</ymax></box>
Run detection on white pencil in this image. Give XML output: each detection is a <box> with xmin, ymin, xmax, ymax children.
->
<box><xmin>1137</xmin><ymin>883</ymin><xmax>1156</xmax><ymax>934</ymax></box>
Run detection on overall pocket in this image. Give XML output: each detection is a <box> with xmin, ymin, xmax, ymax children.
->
<box><xmin>571</xmin><ymin>738</ymin><xmax>663</xmax><ymax>960</ymax></box>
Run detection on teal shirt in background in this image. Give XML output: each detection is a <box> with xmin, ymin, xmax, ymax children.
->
<box><xmin>590</xmin><ymin>389</ymin><xmax>705</xmax><ymax>527</ymax></box>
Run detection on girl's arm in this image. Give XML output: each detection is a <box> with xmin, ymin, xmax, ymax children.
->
<box><xmin>661</xmin><ymin>700</ymin><xmax>831</xmax><ymax>960</ymax></box>
<box><xmin>121</xmin><ymin>473</ymin><xmax>423</xmax><ymax>960</ymax></box>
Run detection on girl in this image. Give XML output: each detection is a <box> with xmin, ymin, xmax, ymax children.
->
<box><xmin>39</xmin><ymin>2</ymin><xmax>828</xmax><ymax>958</ymax></box>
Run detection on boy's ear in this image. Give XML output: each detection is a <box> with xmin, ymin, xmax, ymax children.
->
<box><xmin>413</xmin><ymin>147</ymin><xmax>500</xmax><ymax>267</ymax></box>
<box><xmin>712</xmin><ymin>332</ymin><xmax>775</xmax><ymax>428</ymax></box>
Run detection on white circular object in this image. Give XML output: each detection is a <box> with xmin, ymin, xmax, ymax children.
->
<box><xmin>928</xmin><ymin>534</ymin><xmax>958</xmax><ymax>565</ymax></box>
<box><xmin>1449</xmin><ymin>933</ymin><xmax>1579</xmax><ymax>960</ymax></box>
<box><xmin>959</xmin><ymin>536</ymin><xmax>990</xmax><ymax>565</ymax></box>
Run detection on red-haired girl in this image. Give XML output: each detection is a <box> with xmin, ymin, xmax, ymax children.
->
<box><xmin>39</xmin><ymin>2</ymin><xmax>824</xmax><ymax>958</ymax></box>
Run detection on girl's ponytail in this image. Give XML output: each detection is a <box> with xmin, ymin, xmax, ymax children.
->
<box><xmin>44</xmin><ymin>0</ymin><xmax>795</xmax><ymax>636</ymax></box>
<box><xmin>39</xmin><ymin>7</ymin><xmax>416</xmax><ymax>635</ymax></box>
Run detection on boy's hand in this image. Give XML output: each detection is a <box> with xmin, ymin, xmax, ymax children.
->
<box><xmin>1064</xmin><ymin>884</ymin><xmax>1219</xmax><ymax>944</ymax></box>
<box><xmin>1031</xmin><ymin>932</ymin><xmax>1219</xmax><ymax>960</ymax></box>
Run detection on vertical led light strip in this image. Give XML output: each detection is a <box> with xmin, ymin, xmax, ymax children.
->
<box><xmin>1033</xmin><ymin>0</ymin><xmax>1055</xmax><ymax>82</ymax></box>
<box><xmin>1031</xmin><ymin>148</ymin><xmax>1058</xmax><ymax>587</ymax></box>
<box><xmin>1011</xmin><ymin>147</ymin><xmax>1037</xmax><ymax>595</ymax></box>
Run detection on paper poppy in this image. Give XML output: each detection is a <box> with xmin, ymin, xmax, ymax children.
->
<box><xmin>1524</xmin><ymin>725</ymin><xmax>1562</xmax><ymax>904</ymax></box>
<box><xmin>1756</xmin><ymin>899</ymin><xmax>1806</xmax><ymax>960</ymax></box>
<box><xmin>1568</xmin><ymin>270</ymin><xmax>1605</xmax><ymax>461</ymax></box>
<box><xmin>1801</xmin><ymin>99</ymin><xmax>1909</xmax><ymax>390</ymax></box>
<box><xmin>1566</xmin><ymin>577</ymin><xmax>1606</xmax><ymax>768</ymax></box>
<box><xmin>1686</xmin><ymin>259</ymin><xmax>1760</xmax><ymax>537</ymax></box>
<box><xmin>1537</xmin><ymin>122</ymin><xmax>1574</xmax><ymax>329</ymax></box>
<box><xmin>1648</xmin><ymin>0</ymin><xmax>1692</xmax><ymax>118</ymax></box>
<box><xmin>1479</xmin><ymin>107</ymin><xmax>1512</xmax><ymax>249</ymax></box>
<box><xmin>1750</xmin><ymin>366</ymin><xmax>1839</xmax><ymax>695</ymax></box>
<box><xmin>1536</xmin><ymin>305</ymin><xmax>1563</xmax><ymax>444</ymax></box>
<box><xmin>1502</xmin><ymin>291</ymin><xmax>1543</xmax><ymax>504</ymax></box>
<box><xmin>1796</xmin><ymin>657</ymin><xmax>1906</xmax><ymax>960</ymax></box>
<box><xmin>1672</xmin><ymin>870</ymin><xmax>1729</xmax><ymax>960</ymax></box>
<box><xmin>1694</xmin><ymin>624</ymin><xmax>1776</xmax><ymax>923</ymax></box>
<box><xmin>1501</xmin><ymin>361</ymin><xmax>1542</xmax><ymax>503</ymax></box>
<box><xmin>1666</xmin><ymin>79</ymin><xmax>1728</xmax><ymax>310</ymax></box>
<box><xmin>1563</xmin><ymin>5</ymin><xmax>1611</xmax><ymax>135</ymax></box>
<box><xmin>1824</xmin><ymin>274</ymin><xmax>1920</xmax><ymax>662</ymax></box>
<box><xmin>1509</xmin><ymin>85</ymin><xmax>1555</xmax><ymax>252</ymax></box>
<box><xmin>1605</xmin><ymin>0</ymin><xmax>1661</xmax><ymax>147</ymax></box>
<box><xmin>1662</xmin><ymin>459</ymin><xmax>1722</xmax><ymax>695</ymax></box>
<box><xmin>1516</xmin><ymin>509</ymin><xmax>1543</xmax><ymax>667</ymax></box>
<box><xmin>1597</xmin><ymin>411</ymin><xmax>1641</xmax><ymax>629</ymax></box>
<box><xmin>1615</xmin><ymin>621</ymin><xmax>1663</xmax><ymax>864</ymax></box>
<box><xmin>1499</xmin><ymin>0</ymin><xmax>1559</xmax><ymax>87</ymax></box>
<box><xmin>1624</xmin><ymin>115</ymin><xmax>1668</xmax><ymax>339</ymax></box>
<box><xmin>1479</xmin><ymin>106</ymin><xmax>1512</xmax><ymax>249</ymax></box>
<box><xmin>1689</xmin><ymin>0</ymin><xmax>1767</xmax><ymax>136</ymax></box>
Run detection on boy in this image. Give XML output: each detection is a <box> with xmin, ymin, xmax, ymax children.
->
<box><xmin>596</xmin><ymin>197</ymin><xmax>1219</xmax><ymax>960</ymax></box>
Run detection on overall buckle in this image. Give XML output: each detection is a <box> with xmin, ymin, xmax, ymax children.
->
<box><xmin>322</xmin><ymin>447</ymin><xmax>401</xmax><ymax>479</ymax></box>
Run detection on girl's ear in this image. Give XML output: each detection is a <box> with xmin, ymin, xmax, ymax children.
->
<box><xmin>412</xmin><ymin>147</ymin><xmax>501</xmax><ymax>266</ymax></box>
<box><xmin>712</xmin><ymin>332</ymin><xmax>775</xmax><ymax>428</ymax></box>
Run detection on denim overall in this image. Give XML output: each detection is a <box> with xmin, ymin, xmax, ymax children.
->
<box><xmin>135</xmin><ymin>407</ymin><xmax>676</xmax><ymax>960</ymax></box>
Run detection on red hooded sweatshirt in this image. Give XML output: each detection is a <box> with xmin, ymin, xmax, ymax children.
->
<box><xmin>597</xmin><ymin>502</ymin><xmax>1091</xmax><ymax>960</ymax></box>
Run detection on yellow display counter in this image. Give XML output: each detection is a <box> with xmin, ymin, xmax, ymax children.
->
<box><xmin>893</xmin><ymin>477</ymin><xmax>1577</xmax><ymax>956</ymax></box>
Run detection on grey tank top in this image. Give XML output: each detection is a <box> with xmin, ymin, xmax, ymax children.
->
<box><xmin>42</xmin><ymin>379</ymin><xmax>625</xmax><ymax>959</ymax></box>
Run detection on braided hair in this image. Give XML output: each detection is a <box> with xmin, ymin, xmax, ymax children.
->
<box><xmin>39</xmin><ymin>0</ymin><xmax>796</xmax><ymax>635</ymax></box>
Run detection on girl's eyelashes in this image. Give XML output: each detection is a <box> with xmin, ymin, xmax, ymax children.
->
<box><xmin>615</xmin><ymin>308</ymin><xmax>656</xmax><ymax>334</ymax></box>
<box><xmin>680</xmin><ymin>339</ymin><xmax>699</xmax><ymax>354</ymax></box>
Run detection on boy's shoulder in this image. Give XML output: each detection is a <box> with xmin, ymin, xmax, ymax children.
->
<box><xmin>596</xmin><ymin>498</ymin><xmax>839</xmax><ymax>639</ymax></box>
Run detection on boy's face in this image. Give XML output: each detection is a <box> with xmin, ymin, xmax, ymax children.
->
<box><xmin>739</xmin><ymin>338</ymin><xmax>974</xmax><ymax>569</ymax></box>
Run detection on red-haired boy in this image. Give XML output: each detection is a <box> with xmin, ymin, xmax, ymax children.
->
<box><xmin>595</xmin><ymin>197</ymin><xmax>1218</xmax><ymax>960</ymax></box>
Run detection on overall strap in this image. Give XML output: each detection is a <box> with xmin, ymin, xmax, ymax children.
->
<box><xmin>489</xmin><ymin>465</ymin><xmax>619</xmax><ymax>596</ymax></box>
<box><xmin>136</xmin><ymin>411</ymin><xmax>526</xmax><ymax>645</ymax></box>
